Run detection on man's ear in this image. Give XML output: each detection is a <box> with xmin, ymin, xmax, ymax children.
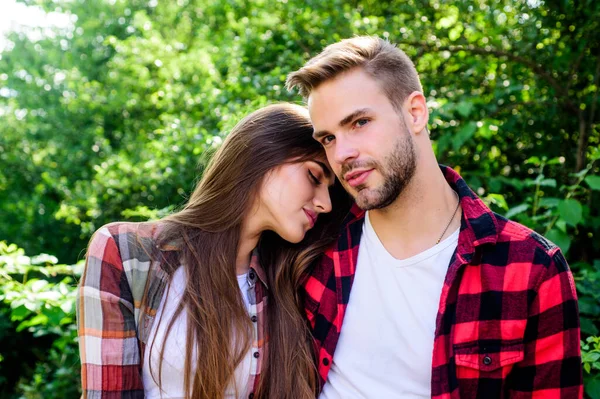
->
<box><xmin>404</xmin><ymin>91</ymin><xmax>429</xmax><ymax>135</ymax></box>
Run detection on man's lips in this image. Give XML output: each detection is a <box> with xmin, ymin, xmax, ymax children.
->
<box><xmin>304</xmin><ymin>209</ymin><xmax>317</xmax><ymax>228</ymax></box>
<box><xmin>344</xmin><ymin>169</ymin><xmax>374</xmax><ymax>188</ymax></box>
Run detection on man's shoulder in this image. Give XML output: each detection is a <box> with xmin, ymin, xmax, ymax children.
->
<box><xmin>488</xmin><ymin>212</ymin><xmax>561</xmax><ymax>267</ymax></box>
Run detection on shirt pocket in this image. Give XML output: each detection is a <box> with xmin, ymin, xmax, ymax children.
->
<box><xmin>453</xmin><ymin>339</ymin><xmax>524</xmax><ymax>379</ymax></box>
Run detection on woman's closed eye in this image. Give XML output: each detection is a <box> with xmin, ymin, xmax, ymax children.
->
<box><xmin>308</xmin><ymin>170</ymin><xmax>322</xmax><ymax>185</ymax></box>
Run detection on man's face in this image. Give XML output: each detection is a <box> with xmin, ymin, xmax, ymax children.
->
<box><xmin>307</xmin><ymin>68</ymin><xmax>417</xmax><ymax>210</ymax></box>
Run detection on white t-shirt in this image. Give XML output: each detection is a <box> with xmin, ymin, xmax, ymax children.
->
<box><xmin>142</xmin><ymin>267</ymin><xmax>253</xmax><ymax>398</ymax></box>
<box><xmin>320</xmin><ymin>211</ymin><xmax>459</xmax><ymax>399</ymax></box>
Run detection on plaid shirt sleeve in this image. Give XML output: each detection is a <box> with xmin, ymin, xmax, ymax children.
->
<box><xmin>76</xmin><ymin>225</ymin><xmax>145</xmax><ymax>398</ymax></box>
<box><xmin>508</xmin><ymin>245</ymin><xmax>582</xmax><ymax>397</ymax></box>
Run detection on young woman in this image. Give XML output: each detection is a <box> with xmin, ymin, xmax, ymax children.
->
<box><xmin>76</xmin><ymin>103</ymin><xmax>351</xmax><ymax>399</ymax></box>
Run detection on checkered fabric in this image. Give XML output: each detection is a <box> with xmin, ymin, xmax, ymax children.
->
<box><xmin>76</xmin><ymin>222</ymin><xmax>268</xmax><ymax>398</ymax></box>
<box><xmin>302</xmin><ymin>165</ymin><xmax>583</xmax><ymax>398</ymax></box>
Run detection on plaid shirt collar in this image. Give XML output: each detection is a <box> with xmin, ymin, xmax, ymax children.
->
<box><xmin>248</xmin><ymin>249</ymin><xmax>269</xmax><ymax>288</ymax></box>
<box><xmin>340</xmin><ymin>164</ymin><xmax>499</xmax><ymax>255</ymax></box>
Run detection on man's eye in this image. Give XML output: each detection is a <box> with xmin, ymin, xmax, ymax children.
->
<box><xmin>322</xmin><ymin>135</ymin><xmax>335</xmax><ymax>145</ymax></box>
<box><xmin>355</xmin><ymin>118</ymin><xmax>369</xmax><ymax>128</ymax></box>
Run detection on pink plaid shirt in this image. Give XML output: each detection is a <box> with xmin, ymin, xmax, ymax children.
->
<box><xmin>76</xmin><ymin>221</ymin><xmax>268</xmax><ymax>398</ymax></box>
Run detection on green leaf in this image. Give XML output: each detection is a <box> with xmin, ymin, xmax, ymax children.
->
<box><xmin>505</xmin><ymin>203</ymin><xmax>530</xmax><ymax>219</ymax></box>
<box><xmin>45</xmin><ymin>307</ymin><xmax>66</xmax><ymax>326</ymax></box>
<box><xmin>456</xmin><ymin>101</ymin><xmax>474</xmax><ymax>117</ymax></box>
<box><xmin>497</xmin><ymin>177</ymin><xmax>526</xmax><ymax>190</ymax></box>
<box><xmin>537</xmin><ymin>178</ymin><xmax>557</xmax><ymax>188</ymax></box>
<box><xmin>558</xmin><ymin>199</ymin><xmax>583</xmax><ymax>226</ymax></box>
<box><xmin>448</xmin><ymin>26</ymin><xmax>462</xmax><ymax>41</ymax></box>
<box><xmin>583</xmin><ymin>352</ymin><xmax>600</xmax><ymax>363</ymax></box>
<box><xmin>546</xmin><ymin>157</ymin><xmax>564</xmax><ymax>165</ymax></box>
<box><xmin>16</xmin><ymin>313</ymin><xmax>49</xmax><ymax>332</ymax></box>
<box><xmin>30</xmin><ymin>254</ymin><xmax>59</xmax><ymax>265</ymax></box>
<box><xmin>585</xmin><ymin>175</ymin><xmax>600</xmax><ymax>190</ymax></box>
<box><xmin>546</xmin><ymin>229</ymin><xmax>572</xmax><ymax>254</ymax></box>
<box><xmin>555</xmin><ymin>219</ymin><xmax>568</xmax><ymax>233</ymax></box>
<box><xmin>580</xmin><ymin>318</ymin><xmax>600</xmax><ymax>336</ymax></box>
<box><xmin>452</xmin><ymin>122</ymin><xmax>478</xmax><ymax>150</ymax></box>
<box><xmin>578</xmin><ymin>297</ymin><xmax>600</xmax><ymax>315</ymax></box>
<box><xmin>538</xmin><ymin>197</ymin><xmax>560</xmax><ymax>208</ymax></box>
<box><xmin>488</xmin><ymin>177</ymin><xmax>502</xmax><ymax>192</ymax></box>
<box><xmin>29</xmin><ymin>279</ymin><xmax>50</xmax><ymax>293</ymax></box>
<box><xmin>10</xmin><ymin>305</ymin><xmax>30</xmax><ymax>322</ymax></box>
<box><xmin>587</xmin><ymin>378</ymin><xmax>600</xmax><ymax>399</ymax></box>
<box><xmin>435</xmin><ymin>134</ymin><xmax>452</xmax><ymax>156</ymax></box>
<box><xmin>483</xmin><ymin>193</ymin><xmax>508</xmax><ymax>211</ymax></box>
<box><xmin>60</xmin><ymin>299</ymin><xmax>74</xmax><ymax>314</ymax></box>
<box><xmin>525</xmin><ymin>174</ymin><xmax>556</xmax><ymax>188</ymax></box>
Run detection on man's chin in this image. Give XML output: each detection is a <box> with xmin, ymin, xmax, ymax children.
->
<box><xmin>353</xmin><ymin>189</ymin><xmax>382</xmax><ymax>210</ymax></box>
<box><xmin>353</xmin><ymin>186</ymin><xmax>400</xmax><ymax>210</ymax></box>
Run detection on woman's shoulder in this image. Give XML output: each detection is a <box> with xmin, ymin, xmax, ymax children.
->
<box><xmin>88</xmin><ymin>221</ymin><xmax>162</xmax><ymax>266</ymax></box>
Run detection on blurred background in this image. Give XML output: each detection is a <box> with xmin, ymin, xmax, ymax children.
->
<box><xmin>0</xmin><ymin>0</ymin><xmax>599</xmax><ymax>397</ymax></box>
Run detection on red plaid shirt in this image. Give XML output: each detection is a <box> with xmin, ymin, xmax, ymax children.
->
<box><xmin>302</xmin><ymin>165</ymin><xmax>583</xmax><ymax>398</ymax></box>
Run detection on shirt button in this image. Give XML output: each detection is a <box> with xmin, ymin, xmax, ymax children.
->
<box><xmin>249</xmin><ymin>272</ymin><xmax>256</xmax><ymax>280</ymax></box>
<box><xmin>251</xmin><ymin>315</ymin><xmax>257</xmax><ymax>322</ymax></box>
<box><xmin>248</xmin><ymin>394</ymin><xmax>254</xmax><ymax>399</ymax></box>
<box><xmin>483</xmin><ymin>355</ymin><xmax>492</xmax><ymax>365</ymax></box>
<box><xmin>322</xmin><ymin>358</ymin><xmax>330</xmax><ymax>366</ymax></box>
<box><xmin>253</xmin><ymin>352</ymin><xmax>260</xmax><ymax>359</ymax></box>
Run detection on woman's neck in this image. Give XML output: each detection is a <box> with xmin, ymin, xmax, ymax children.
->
<box><xmin>236</xmin><ymin>217</ymin><xmax>262</xmax><ymax>275</ymax></box>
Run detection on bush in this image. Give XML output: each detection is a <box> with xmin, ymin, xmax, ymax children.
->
<box><xmin>0</xmin><ymin>242</ymin><xmax>82</xmax><ymax>399</ymax></box>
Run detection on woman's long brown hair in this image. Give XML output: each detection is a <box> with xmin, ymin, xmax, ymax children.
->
<box><xmin>150</xmin><ymin>103</ymin><xmax>352</xmax><ymax>398</ymax></box>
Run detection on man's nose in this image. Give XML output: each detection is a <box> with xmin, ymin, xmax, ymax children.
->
<box><xmin>332</xmin><ymin>135</ymin><xmax>359</xmax><ymax>166</ymax></box>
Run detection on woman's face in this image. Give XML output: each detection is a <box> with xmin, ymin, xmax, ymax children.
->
<box><xmin>257</xmin><ymin>157</ymin><xmax>334</xmax><ymax>243</ymax></box>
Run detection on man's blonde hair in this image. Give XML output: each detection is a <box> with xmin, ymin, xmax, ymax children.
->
<box><xmin>286</xmin><ymin>36</ymin><xmax>423</xmax><ymax>110</ymax></box>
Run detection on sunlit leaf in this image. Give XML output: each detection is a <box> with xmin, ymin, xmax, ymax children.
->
<box><xmin>505</xmin><ymin>203</ymin><xmax>530</xmax><ymax>219</ymax></box>
<box><xmin>585</xmin><ymin>175</ymin><xmax>600</xmax><ymax>191</ymax></box>
<box><xmin>558</xmin><ymin>199</ymin><xmax>583</xmax><ymax>226</ymax></box>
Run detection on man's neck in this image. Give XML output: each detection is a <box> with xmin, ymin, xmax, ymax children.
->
<box><xmin>368</xmin><ymin>163</ymin><xmax>461</xmax><ymax>260</ymax></box>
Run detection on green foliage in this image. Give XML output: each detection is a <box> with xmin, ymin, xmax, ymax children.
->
<box><xmin>0</xmin><ymin>0</ymin><xmax>599</xmax><ymax>397</ymax></box>
<box><xmin>0</xmin><ymin>242</ymin><xmax>82</xmax><ymax>399</ymax></box>
<box><xmin>584</xmin><ymin>336</ymin><xmax>600</xmax><ymax>399</ymax></box>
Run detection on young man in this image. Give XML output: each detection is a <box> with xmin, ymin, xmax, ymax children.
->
<box><xmin>287</xmin><ymin>36</ymin><xmax>583</xmax><ymax>399</ymax></box>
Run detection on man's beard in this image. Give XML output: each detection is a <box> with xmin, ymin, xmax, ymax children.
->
<box><xmin>342</xmin><ymin>130</ymin><xmax>417</xmax><ymax>210</ymax></box>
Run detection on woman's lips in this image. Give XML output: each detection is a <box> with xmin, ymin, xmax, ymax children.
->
<box><xmin>345</xmin><ymin>169</ymin><xmax>373</xmax><ymax>188</ymax></box>
<box><xmin>304</xmin><ymin>209</ymin><xmax>317</xmax><ymax>228</ymax></box>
